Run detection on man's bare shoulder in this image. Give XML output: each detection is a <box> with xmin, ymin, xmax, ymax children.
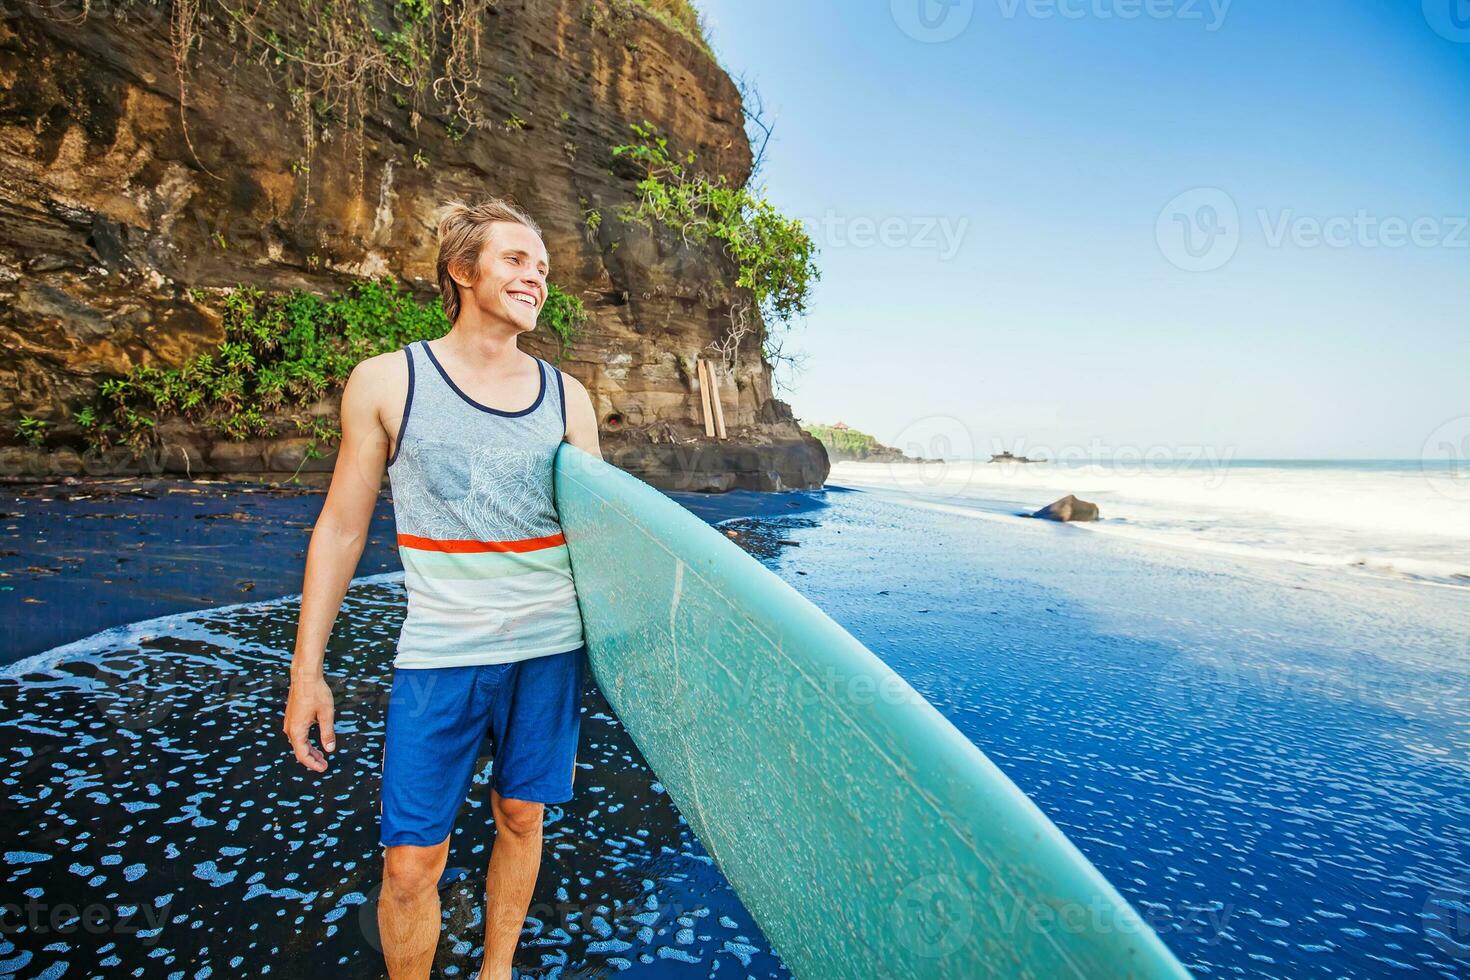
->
<box><xmin>557</xmin><ymin>368</ymin><xmax>590</xmax><ymax>398</ymax></box>
<box><xmin>354</xmin><ymin>348</ymin><xmax>411</xmax><ymax>380</ymax></box>
<box><xmin>346</xmin><ymin>349</ymin><xmax>410</xmax><ymax>410</ymax></box>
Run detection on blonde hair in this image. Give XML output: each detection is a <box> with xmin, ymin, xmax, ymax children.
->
<box><xmin>435</xmin><ymin>198</ymin><xmax>543</xmax><ymax>324</ymax></box>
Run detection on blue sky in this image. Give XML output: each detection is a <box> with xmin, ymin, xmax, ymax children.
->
<box><xmin>694</xmin><ymin>0</ymin><xmax>1469</xmax><ymax>460</ymax></box>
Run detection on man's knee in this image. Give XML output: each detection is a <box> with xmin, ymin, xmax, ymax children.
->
<box><xmin>382</xmin><ymin>840</ymin><xmax>449</xmax><ymax>896</ymax></box>
<box><xmin>493</xmin><ymin>796</ymin><xmax>544</xmax><ymax>838</ymax></box>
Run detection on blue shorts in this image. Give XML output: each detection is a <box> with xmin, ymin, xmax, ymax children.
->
<box><xmin>379</xmin><ymin>646</ymin><xmax>586</xmax><ymax>848</ymax></box>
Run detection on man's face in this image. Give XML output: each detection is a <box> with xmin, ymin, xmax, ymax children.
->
<box><xmin>459</xmin><ymin>221</ymin><xmax>550</xmax><ymax>333</ymax></box>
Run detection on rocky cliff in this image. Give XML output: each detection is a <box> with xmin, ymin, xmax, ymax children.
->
<box><xmin>0</xmin><ymin>0</ymin><xmax>829</xmax><ymax>491</ymax></box>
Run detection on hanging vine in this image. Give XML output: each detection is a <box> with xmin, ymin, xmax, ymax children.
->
<box><xmin>104</xmin><ymin>0</ymin><xmax>496</xmax><ymax>197</ymax></box>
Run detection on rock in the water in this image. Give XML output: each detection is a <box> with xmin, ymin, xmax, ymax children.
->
<box><xmin>1033</xmin><ymin>495</ymin><xmax>1100</xmax><ymax>522</ymax></box>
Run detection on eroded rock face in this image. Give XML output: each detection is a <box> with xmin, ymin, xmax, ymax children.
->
<box><xmin>0</xmin><ymin>1</ymin><xmax>827</xmax><ymax>490</ymax></box>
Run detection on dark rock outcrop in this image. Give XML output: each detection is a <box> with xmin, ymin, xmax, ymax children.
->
<box><xmin>1032</xmin><ymin>495</ymin><xmax>1100</xmax><ymax>522</ymax></box>
<box><xmin>0</xmin><ymin>1</ymin><xmax>827</xmax><ymax>491</ymax></box>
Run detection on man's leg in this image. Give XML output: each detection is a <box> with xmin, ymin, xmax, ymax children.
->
<box><xmin>479</xmin><ymin>648</ymin><xmax>585</xmax><ymax>979</ymax></box>
<box><xmin>478</xmin><ymin>790</ymin><xmax>545</xmax><ymax>980</ymax></box>
<box><xmin>380</xmin><ymin>835</ymin><xmax>451</xmax><ymax>979</ymax></box>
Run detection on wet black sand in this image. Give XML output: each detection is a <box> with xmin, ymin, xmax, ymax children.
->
<box><xmin>0</xmin><ymin>476</ymin><xmax>830</xmax><ymax>979</ymax></box>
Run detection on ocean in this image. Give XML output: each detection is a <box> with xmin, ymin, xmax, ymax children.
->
<box><xmin>831</xmin><ymin>458</ymin><xmax>1470</xmax><ymax>590</ymax></box>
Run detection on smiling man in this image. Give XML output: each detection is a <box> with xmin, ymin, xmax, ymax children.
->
<box><xmin>282</xmin><ymin>198</ymin><xmax>601</xmax><ymax>979</ymax></box>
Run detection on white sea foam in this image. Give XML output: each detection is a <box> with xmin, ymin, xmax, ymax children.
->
<box><xmin>830</xmin><ymin>460</ymin><xmax>1470</xmax><ymax>588</ymax></box>
<box><xmin>2</xmin><ymin>571</ymin><xmax>407</xmax><ymax>677</ymax></box>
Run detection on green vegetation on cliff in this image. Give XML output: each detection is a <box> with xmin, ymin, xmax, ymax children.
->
<box><xmin>802</xmin><ymin>423</ymin><xmax>902</xmax><ymax>461</ymax></box>
<box><xmin>77</xmin><ymin>280</ymin><xmax>585</xmax><ymax>463</ymax></box>
<box><xmin>607</xmin><ymin>0</ymin><xmax>711</xmax><ymax>53</ymax></box>
<box><xmin>612</xmin><ymin>122</ymin><xmax>819</xmax><ymax>360</ymax></box>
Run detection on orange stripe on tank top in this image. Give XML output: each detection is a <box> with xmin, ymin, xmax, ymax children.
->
<box><xmin>396</xmin><ymin>531</ymin><xmax>567</xmax><ymax>554</ymax></box>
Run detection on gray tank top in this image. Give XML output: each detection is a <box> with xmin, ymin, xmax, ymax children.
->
<box><xmin>385</xmin><ymin>339</ymin><xmax>585</xmax><ymax>668</ymax></box>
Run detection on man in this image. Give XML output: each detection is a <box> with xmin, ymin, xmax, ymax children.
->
<box><xmin>282</xmin><ymin>198</ymin><xmax>601</xmax><ymax>979</ymax></box>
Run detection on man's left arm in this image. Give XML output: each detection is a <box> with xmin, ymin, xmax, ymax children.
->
<box><xmin>560</xmin><ymin>370</ymin><xmax>602</xmax><ymax>458</ymax></box>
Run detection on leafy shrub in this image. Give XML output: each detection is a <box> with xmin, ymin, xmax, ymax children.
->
<box><xmin>85</xmin><ymin>278</ymin><xmax>586</xmax><ymax>455</ymax></box>
<box><xmin>611</xmin><ymin>122</ymin><xmax>819</xmax><ymax>355</ymax></box>
<box><xmin>16</xmin><ymin>417</ymin><xmax>47</xmax><ymax>448</ymax></box>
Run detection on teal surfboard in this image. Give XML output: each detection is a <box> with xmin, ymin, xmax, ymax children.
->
<box><xmin>554</xmin><ymin>444</ymin><xmax>1190</xmax><ymax>979</ymax></box>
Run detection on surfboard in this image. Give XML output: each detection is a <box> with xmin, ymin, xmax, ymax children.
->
<box><xmin>553</xmin><ymin>444</ymin><xmax>1190</xmax><ymax>979</ymax></box>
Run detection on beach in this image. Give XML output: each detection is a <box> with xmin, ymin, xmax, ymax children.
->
<box><xmin>3</xmin><ymin>469</ymin><xmax>1469</xmax><ymax>977</ymax></box>
<box><xmin>0</xmin><ymin>479</ymin><xmax>805</xmax><ymax>978</ymax></box>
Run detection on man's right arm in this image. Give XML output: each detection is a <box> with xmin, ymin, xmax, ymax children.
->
<box><xmin>283</xmin><ymin>354</ymin><xmax>398</xmax><ymax>772</ymax></box>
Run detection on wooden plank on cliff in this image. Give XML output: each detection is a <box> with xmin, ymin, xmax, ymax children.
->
<box><xmin>708</xmin><ymin>362</ymin><xmax>728</xmax><ymax>440</ymax></box>
<box><xmin>697</xmin><ymin>358</ymin><xmax>717</xmax><ymax>438</ymax></box>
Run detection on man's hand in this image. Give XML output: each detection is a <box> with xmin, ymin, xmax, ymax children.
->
<box><xmin>283</xmin><ymin>354</ymin><xmax>396</xmax><ymax>774</ymax></box>
<box><xmin>284</xmin><ymin>673</ymin><xmax>337</xmax><ymax>773</ymax></box>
